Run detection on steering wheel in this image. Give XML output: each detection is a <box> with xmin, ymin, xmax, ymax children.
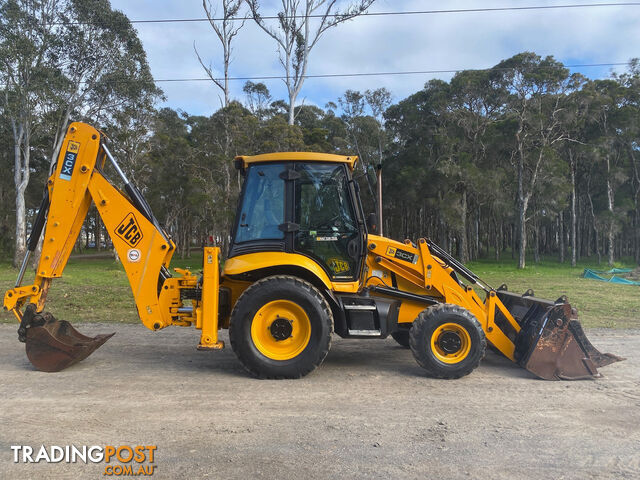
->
<box><xmin>313</xmin><ymin>214</ymin><xmax>341</xmax><ymax>230</ymax></box>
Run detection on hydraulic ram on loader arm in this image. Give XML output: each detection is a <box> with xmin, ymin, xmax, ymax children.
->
<box><xmin>4</xmin><ymin>122</ymin><xmax>223</xmax><ymax>371</ymax></box>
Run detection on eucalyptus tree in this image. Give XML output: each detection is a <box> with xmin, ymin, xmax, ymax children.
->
<box><xmin>195</xmin><ymin>0</ymin><xmax>246</xmax><ymax>109</ymax></box>
<box><xmin>1</xmin><ymin>0</ymin><xmax>64</xmax><ymax>266</ymax></box>
<box><xmin>440</xmin><ymin>68</ymin><xmax>504</xmax><ymax>261</ymax></box>
<box><xmin>585</xmin><ymin>79</ymin><xmax>631</xmax><ymax>266</ymax></box>
<box><xmin>495</xmin><ymin>52</ymin><xmax>576</xmax><ymax>268</ymax></box>
<box><xmin>0</xmin><ymin>0</ymin><xmax>159</xmax><ymax>265</ymax></box>
<box><xmin>246</xmin><ymin>0</ymin><xmax>375</xmax><ymax>125</ymax></box>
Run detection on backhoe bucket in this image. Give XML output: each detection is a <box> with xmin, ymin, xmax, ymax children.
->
<box><xmin>496</xmin><ymin>290</ymin><xmax>624</xmax><ymax>380</ymax></box>
<box><xmin>19</xmin><ymin>309</ymin><xmax>114</xmax><ymax>372</ymax></box>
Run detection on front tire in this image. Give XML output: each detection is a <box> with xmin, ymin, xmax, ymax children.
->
<box><xmin>409</xmin><ymin>304</ymin><xmax>486</xmax><ymax>379</ymax></box>
<box><xmin>229</xmin><ymin>275</ymin><xmax>332</xmax><ymax>379</ymax></box>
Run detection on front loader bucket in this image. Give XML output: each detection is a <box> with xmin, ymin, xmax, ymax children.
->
<box><xmin>20</xmin><ymin>309</ymin><xmax>114</xmax><ymax>372</ymax></box>
<box><xmin>496</xmin><ymin>290</ymin><xmax>624</xmax><ymax>380</ymax></box>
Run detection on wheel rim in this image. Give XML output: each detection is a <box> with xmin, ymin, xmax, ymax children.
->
<box><xmin>250</xmin><ymin>300</ymin><xmax>312</xmax><ymax>360</ymax></box>
<box><xmin>430</xmin><ymin>322</ymin><xmax>471</xmax><ymax>364</ymax></box>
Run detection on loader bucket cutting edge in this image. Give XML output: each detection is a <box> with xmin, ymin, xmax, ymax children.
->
<box><xmin>496</xmin><ymin>290</ymin><xmax>624</xmax><ymax>380</ymax></box>
<box><xmin>23</xmin><ymin>313</ymin><xmax>115</xmax><ymax>372</ymax></box>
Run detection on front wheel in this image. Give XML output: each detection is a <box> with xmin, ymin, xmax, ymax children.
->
<box><xmin>229</xmin><ymin>275</ymin><xmax>333</xmax><ymax>379</ymax></box>
<box><xmin>409</xmin><ymin>304</ymin><xmax>486</xmax><ymax>379</ymax></box>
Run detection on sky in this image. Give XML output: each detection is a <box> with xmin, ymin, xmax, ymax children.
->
<box><xmin>109</xmin><ymin>0</ymin><xmax>640</xmax><ymax>116</ymax></box>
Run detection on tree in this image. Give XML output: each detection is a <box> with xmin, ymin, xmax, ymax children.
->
<box><xmin>0</xmin><ymin>0</ymin><xmax>62</xmax><ymax>266</ymax></box>
<box><xmin>338</xmin><ymin>89</ymin><xmax>377</xmax><ymax>215</ymax></box>
<box><xmin>49</xmin><ymin>0</ymin><xmax>161</xmax><ymax>165</ymax></box>
<box><xmin>364</xmin><ymin>88</ymin><xmax>391</xmax><ymax>235</ymax></box>
<box><xmin>247</xmin><ymin>0</ymin><xmax>375</xmax><ymax>125</ymax></box>
<box><xmin>586</xmin><ymin>79</ymin><xmax>629</xmax><ymax>266</ymax></box>
<box><xmin>243</xmin><ymin>80</ymin><xmax>272</xmax><ymax>120</ymax></box>
<box><xmin>0</xmin><ymin>0</ymin><xmax>160</xmax><ymax>266</ymax></box>
<box><xmin>495</xmin><ymin>53</ymin><xmax>576</xmax><ymax>268</ymax></box>
<box><xmin>438</xmin><ymin>69</ymin><xmax>504</xmax><ymax>262</ymax></box>
<box><xmin>195</xmin><ymin>0</ymin><xmax>246</xmax><ymax>108</ymax></box>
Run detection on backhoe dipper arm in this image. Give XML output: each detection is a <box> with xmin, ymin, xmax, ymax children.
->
<box><xmin>4</xmin><ymin>122</ymin><xmax>178</xmax><ymax>331</ymax></box>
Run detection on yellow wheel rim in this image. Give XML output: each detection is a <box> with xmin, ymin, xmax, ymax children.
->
<box><xmin>430</xmin><ymin>322</ymin><xmax>471</xmax><ymax>364</ymax></box>
<box><xmin>250</xmin><ymin>300</ymin><xmax>312</xmax><ymax>361</ymax></box>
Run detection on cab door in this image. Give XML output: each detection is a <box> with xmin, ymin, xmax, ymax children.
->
<box><xmin>293</xmin><ymin>163</ymin><xmax>364</xmax><ymax>281</ymax></box>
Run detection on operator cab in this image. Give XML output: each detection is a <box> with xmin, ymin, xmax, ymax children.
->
<box><xmin>230</xmin><ymin>153</ymin><xmax>366</xmax><ymax>281</ymax></box>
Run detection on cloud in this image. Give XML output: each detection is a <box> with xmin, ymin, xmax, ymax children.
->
<box><xmin>110</xmin><ymin>0</ymin><xmax>640</xmax><ymax>116</ymax></box>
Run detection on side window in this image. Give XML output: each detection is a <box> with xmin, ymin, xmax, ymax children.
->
<box><xmin>295</xmin><ymin>163</ymin><xmax>360</xmax><ymax>280</ymax></box>
<box><xmin>235</xmin><ymin>164</ymin><xmax>284</xmax><ymax>243</ymax></box>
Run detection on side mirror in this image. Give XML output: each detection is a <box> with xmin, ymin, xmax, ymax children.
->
<box><xmin>366</xmin><ymin>213</ymin><xmax>378</xmax><ymax>234</ymax></box>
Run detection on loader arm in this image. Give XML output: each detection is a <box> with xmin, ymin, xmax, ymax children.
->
<box><xmin>4</xmin><ymin>122</ymin><xmax>223</xmax><ymax>371</ymax></box>
<box><xmin>364</xmin><ymin>234</ymin><xmax>623</xmax><ymax>380</ymax></box>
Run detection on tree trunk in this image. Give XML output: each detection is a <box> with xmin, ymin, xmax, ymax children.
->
<box><xmin>605</xmin><ymin>155</ymin><xmax>615</xmax><ymax>266</ymax></box>
<box><xmin>474</xmin><ymin>207</ymin><xmax>480</xmax><ymax>261</ymax></box>
<box><xmin>459</xmin><ymin>190</ymin><xmax>468</xmax><ymax>263</ymax></box>
<box><xmin>517</xmin><ymin>201</ymin><xmax>527</xmax><ymax>269</ymax></box>
<box><xmin>95</xmin><ymin>212</ymin><xmax>102</xmax><ymax>252</ymax></box>
<box><xmin>533</xmin><ymin>218</ymin><xmax>540</xmax><ymax>264</ymax></box>
<box><xmin>14</xmin><ymin>187</ymin><xmax>27</xmax><ymax>267</ymax></box>
<box><xmin>13</xmin><ymin>130</ymin><xmax>29</xmax><ymax>268</ymax></box>
<box><xmin>495</xmin><ymin>220</ymin><xmax>501</xmax><ymax>261</ymax></box>
<box><xmin>570</xmin><ymin>160</ymin><xmax>577</xmax><ymax>267</ymax></box>
<box><xmin>559</xmin><ymin>211</ymin><xmax>565</xmax><ymax>263</ymax></box>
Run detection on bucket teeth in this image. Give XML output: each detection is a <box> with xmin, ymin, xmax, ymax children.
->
<box><xmin>20</xmin><ymin>308</ymin><xmax>115</xmax><ymax>372</ymax></box>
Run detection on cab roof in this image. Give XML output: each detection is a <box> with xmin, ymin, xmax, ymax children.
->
<box><xmin>235</xmin><ymin>152</ymin><xmax>358</xmax><ymax>171</ymax></box>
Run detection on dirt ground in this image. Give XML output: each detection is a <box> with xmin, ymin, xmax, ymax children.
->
<box><xmin>0</xmin><ymin>324</ymin><xmax>638</xmax><ymax>480</ymax></box>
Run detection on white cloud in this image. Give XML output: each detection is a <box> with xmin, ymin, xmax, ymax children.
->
<box><xmin>110</xmin><ymin>0</ymin><xmax>640</xmax><ymax>115</ymax></box>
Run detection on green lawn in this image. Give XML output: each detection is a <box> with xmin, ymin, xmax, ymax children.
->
<box><xmin>1</xmin><ymin>254</ymin><xmax>638</xmax><ymax>329</ymax></box>
<box><xmin>0</xmin><ymin>254</ymin><xmax>204</xmax><ymax>325</ymax></box>
<box><xmin>467</xmin><ymin>257</ymin><xmax>640</xmax><ymax>328</ymax></box>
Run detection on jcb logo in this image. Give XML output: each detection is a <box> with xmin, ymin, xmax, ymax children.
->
<box><xmin>115</xmin><ymin>213</ymin><xmax>143</xmax><ymax>247</ymax></box>
<box><xmin>328</xmin><ymin>258</ymin><xmax>350</xmax><ymax>274</ymax></box>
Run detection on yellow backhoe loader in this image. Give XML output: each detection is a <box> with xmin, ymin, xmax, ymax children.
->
<box><xmin>4</xmin><ymin>122</ymin><xmax>623</xmax><ymax>379</ymax></box>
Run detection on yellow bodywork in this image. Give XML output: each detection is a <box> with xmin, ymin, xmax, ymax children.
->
<box><xmin>236</xmin><ymin>152</ymin><xmax>358</xmax><ymax>171</ymax></box>
<box><xmin>221</xmin><ymin>234</ymin><xmax>522</xmax><ymax>361</ymax></box>
<box><xmin>3</xmin><ymin>123</ymin><xmax>222</xmax><ymax>351</ymax></box>
<box><xmin>362</xmin><ymin>235</ymin><xmax>521</xmax><ymax>360</ymax></box>
<box><xmin>3</xmin><ymin>121</ymin><xmax>522</xmax><ymax>365</ymax></box>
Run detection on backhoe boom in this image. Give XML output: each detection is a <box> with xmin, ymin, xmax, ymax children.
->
<box><xmin>4</xmin><ymin>122</ymin><xmax>223</xmax><ymax>371</ymax></box>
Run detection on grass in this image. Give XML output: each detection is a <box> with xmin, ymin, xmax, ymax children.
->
<box><xmin>467</xmin><ymin>256</ymin><xmax>640</xmax><ymax>329</ymax></box>
<box><xmin>1</xmin><ymin>253</ymin><xmax>638</xmax><ymax>329</ymax></box>
<box><xmin>0</xmin><ymin>254</ymin><xmax>204</xmax><ymax>325</ymax></box>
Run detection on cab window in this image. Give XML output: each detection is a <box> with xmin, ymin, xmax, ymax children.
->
<box><xmin>235</xmin><ymin>163</ymin><xmax>284</xmax><ymax>243</ymax></box>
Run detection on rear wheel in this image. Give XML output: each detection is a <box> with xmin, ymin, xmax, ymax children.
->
<box><xmin>229</xmin><ymin>275</ymin><xmax>333</xmax><ymax>379</ymax></box>
<box><xmin>409</xmin><ymin>304</ymin><xmax>486</xmax><ymax>379</ymax></box>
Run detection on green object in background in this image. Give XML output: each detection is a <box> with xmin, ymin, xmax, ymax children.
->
<box><xmin>582</xmin><ymin>269</ymin><xmax>640</xmax><ymax>286</ymax></box>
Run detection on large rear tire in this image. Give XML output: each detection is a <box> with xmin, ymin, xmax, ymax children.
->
<box><xmin>229</xmin><ymin>275</ymin><xmax>333</xmax><ymax>379</ymax></box>
<box><xmin>409</xmin><ymin>304</ymin><xmax>486</xmax><ymax>379</ymax></box>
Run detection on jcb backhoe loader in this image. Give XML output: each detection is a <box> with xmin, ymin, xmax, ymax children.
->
<box><xmin>4</xmin><ymin>122</ymin><xmax>623</xmax><ymax>379</ymax></box>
